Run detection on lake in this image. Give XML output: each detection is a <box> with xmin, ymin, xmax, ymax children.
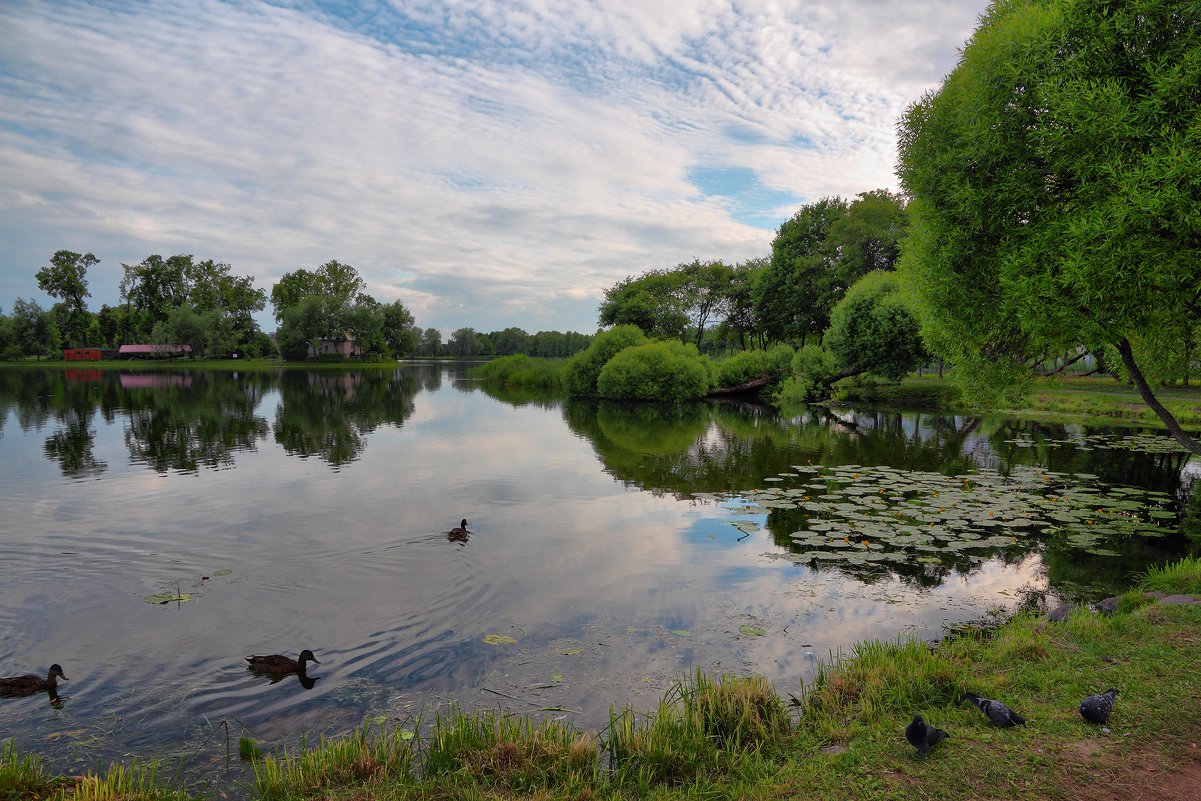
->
<box><xmin>0</xmin><ymin>363</ymin><xmax>1196</xmax><ymax>794</ymax></box>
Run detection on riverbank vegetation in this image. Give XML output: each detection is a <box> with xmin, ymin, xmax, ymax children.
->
<box><xmin>5</xmin><ymin>557</ymin><xmax>1200</xmax><ymax>800</ymax></box>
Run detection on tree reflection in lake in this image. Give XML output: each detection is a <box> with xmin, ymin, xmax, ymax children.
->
<box><xmin>0</xmin><ymin>367</ymin><xmax>431</xmax><ymax>475</ymax></box>
<box><xmin>273</xmin><ymin>369</ymin><xmax>420</xmax><ymax>467</ymax></box>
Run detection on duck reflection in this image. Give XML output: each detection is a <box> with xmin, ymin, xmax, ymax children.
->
<box><xmin>245</xmin><ymin>649</ymin><xmax>321</xmax><ymax>690</ymax></box>
<box><xmin>47</xmin><ymin>689</ymin><xmax>67</xmax><ymax>709</ymax></box>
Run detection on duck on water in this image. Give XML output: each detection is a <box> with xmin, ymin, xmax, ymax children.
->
<box><xmin>0</xmin><ymin>664</ymin><xmax>68</xmax><ymax>697</ymax></box>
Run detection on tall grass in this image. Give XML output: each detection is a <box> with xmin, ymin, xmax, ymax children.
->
<box><xmin>423</xmin><ymin>705</ymin><xmax>597</xmax><ymax>793</ymax></box>
<box><xmin>471</xmin><ymin>354</ymin><xmax>570</xmax><ymax>389</ymax></box>
<box><xmin>1142</xmin><ymin>555</ymin><xmax>1201</xmax><ymax>595</ymax></box>
<box><xmin>606</xmin><ymin>670</ymin><xmax>789</xmax><ymax>787</ymax></box>
<box><xmin>253</xmin><ymin>723</ymin><xmax>418</xmax><ymax>801</ymax></box>
<box><xmin>1</xmin><ymin>742</ymin><xmax>189</xmax><ymax>801</ymax></box>
<box><xmin>1</xmin><ymin>740</ymin><xmax>58</xmax><ymax>801</ymax></box>
<box><xmin>798</xmin><ymin>637</ymin><xmax>962</xmax><ymax>742</ymax></box>
<box><xmin>66</xmin><ymin>761</ymin><xmax>191</xmax><ymax>801</ymax></box>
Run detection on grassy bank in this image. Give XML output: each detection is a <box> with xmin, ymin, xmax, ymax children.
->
<box><xmin>833</xmin><ymin>374</ymin><xmax>1201</xmax><ymax>431</ymax></box>
<box><xmin>6</xmin><ymin>558</ymin><xmax>1200</xmax><ymax>801</ymax></box>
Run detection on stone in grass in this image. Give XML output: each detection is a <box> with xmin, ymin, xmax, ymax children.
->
<box><xmin>1157</xmin><ymin>595</ymin><xmax>1199</xmax><ymax>605</ymax></box>
<box><xmin>1095</xmin><ymin>597</ymin><xmax>1121</xmax><ymax>614</ymax></box>
<box><xmin>1046</xmin><ymin>603</ymin><xmax>1077</xmax><ymax>623</ymax></box>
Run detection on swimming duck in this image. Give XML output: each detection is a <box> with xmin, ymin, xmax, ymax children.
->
<box><xmin>449</xmin><ymin>519</ymin><xmax>469</xmax><ymax>537</ymax></box>
<box><xmin>245</xmin><ymin>650</ymin><xmax>319</xmax><ymax>675</ymax></box>
<box><xmin>0</xmin><ymin>664</ymin><xmax>68</xmax><ymax>696</ymax></box>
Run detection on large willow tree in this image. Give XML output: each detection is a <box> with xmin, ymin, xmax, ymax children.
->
<box><xmin>898</xmin><ymin>0</ymin><xmax>1201</xmax><ymax>453</ymax></box>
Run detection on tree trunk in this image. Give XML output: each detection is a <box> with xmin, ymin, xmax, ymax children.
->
<box><xmin>708</xmin><ymin>374</ymin><xmax>773</xmax><ymax>396</ymax></box>
<box><xmin>1116</xmin><ymin>338</ymin><xmax>1201</xmax><ymax>455</ymax></box>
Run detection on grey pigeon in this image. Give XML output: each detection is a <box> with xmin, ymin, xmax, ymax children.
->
<box><xmin>905</xmin><ymin>714</ymin><xmax>950</xmax><ymax>755</ymax></box>
<box><xmin>963</xmin><ymin>691</ymin><xmax>1026</xmax><ymax>727</ymax></box>
<box><xmin>1080</xmin><ymin>688</ymin><xmax>1119</xmax><ymax>724</ymax></box>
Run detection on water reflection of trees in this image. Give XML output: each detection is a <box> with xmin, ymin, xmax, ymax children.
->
<box><xmin>0</xmin><ymin>369</ymin><xmax>116</xmax><ymax>477</ymax></box>
<box><xmin>559</xmin><ymin>398</ymin><xmax>1195</xmax><ymax>594</ymax></box>
<box><xmin>123</xmin><ymin>372</ymin><xmax>273</xmax><ymax>472</ymax></box>
<box><xmin>0</xmin><ymin>367</ymin><xmax>424</xmax><ymax>474</ymax></box>
<box><xmin>273</xmin><ymin>369</ymin><xmax>419</xmax><ymax>467</ymax></box>
<box><xmin>561</xmin><ymin>399</ymin><xmax>985</xmax><ymax>499</ymax></box>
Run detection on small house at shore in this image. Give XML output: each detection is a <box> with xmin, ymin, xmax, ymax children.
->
<box><xmin>307</xmin><ymin>339</ymin><xmax>362</xmax><ymax>359</ymax></box>
<box><xmin>118</xmin><ymin>344</ymin><xmax>193</xmax><ymax>359</ymax></box>
<box><xmin>63</xmin><ymin>348</ymin><xmax>103</xmax><ymax>361</ymax></box>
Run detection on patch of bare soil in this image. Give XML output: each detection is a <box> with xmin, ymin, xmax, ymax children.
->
<box><xmin>1060</xmin><ymin>741</ymin><xmax>1201</xmax><ymax>801</ymax></box>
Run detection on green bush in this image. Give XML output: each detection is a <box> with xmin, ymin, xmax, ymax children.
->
<box><xmin>566</xmin><ymin>325</ymin><xmax>648</xmax><ymax>395</ymax></box>
<box><xmin>596</xmin><ymin>341</ymin><xmax>714</xmax><ymax>401</ymax></box>
<box><xmin>714</xmin><ymin>345</ymin><xmax>794</xmax><ymax>389</ymax></box>
<box><xmin>825</xmin><ymin>271</ymin><xmax>924</xmax><ymax>382</ymax></box>
<box><xmin>776</xmin><ymin>345</ymin><xmax>837</xmax><ymax>403</ymax></box>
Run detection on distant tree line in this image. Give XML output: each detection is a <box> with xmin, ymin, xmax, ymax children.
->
<box><xmin>1</xmin><ymin>252</ymin><xmax>591</xmax><ymax>362</ymax></box>
<box><xmin>411</xmin><ymin>326</ymin><xmax>592</xmax><ymax>359</ymax></box>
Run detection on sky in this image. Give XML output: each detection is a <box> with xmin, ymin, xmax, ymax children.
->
<box><xmin>0</xmin><ymin>0</ymin><xmax>991</xmax><ymax>336</ymax></box>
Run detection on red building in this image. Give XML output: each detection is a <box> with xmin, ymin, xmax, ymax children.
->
<box><xmin>63</xmin><ymin>348</ymin><xmax>103</xmax><ymax>361</ymax></box>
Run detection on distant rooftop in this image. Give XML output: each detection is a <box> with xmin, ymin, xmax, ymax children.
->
<box><xmin>118</xmin><ymin>344</ymin><xmax>192</xmax><ymax>354</ymax></box>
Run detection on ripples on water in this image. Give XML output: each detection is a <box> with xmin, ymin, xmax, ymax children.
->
<box><xmin>0</xmin><ymin>363</ymin><xmax>1194</xmax><ymax>794</ymax></box>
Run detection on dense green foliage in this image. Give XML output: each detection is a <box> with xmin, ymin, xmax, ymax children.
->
<box><xmin>754</xmin><ymin>191</ymin><xmax>908</xmax><ymax>346</ymax></box>
<box><xmin>598</xmin><ymin>259</ymin><xmax>740</xmax><ymax>346</ymax></box>
<box><xmin>714</xmin><ymin>344</ymin><xmax>794</xmax><ymax>388</ymax></box>
<box><xmin>596</xmin><ymin>340</ymin><xmax>715</xmax><ymax>401</ymax></box>
<box><xmin>777</xmin><ymin>344</ymin><xmax>837</xmax><ymax>403</ymax></box>
<box><xmin>35</xmin><ymin>250</ymin><xmax>96</xmax><ymax>347</ymax></box>
<box><xmin>824</xmin><ymin>271</ymin><xmax>925</xmax><ymax>382</ymax></box>
<box><xmin>566</xmin><ymin>324</ymin><xmax>648</xmax><ymax>395</ymax></box>
<box><xmin>897</xmin><ymin>0</ymin><xmax>1201</xmax><ymax>448</ymax></box>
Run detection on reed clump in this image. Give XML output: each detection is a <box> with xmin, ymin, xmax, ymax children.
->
<box><xmin>253</xmin><ymin>723</ymin><xmax>418</xmax><ymax>801</ymax></box>
<box><xmin>606</xmin><ymin>670</ymin><xmax>790</xmax><ymax>787</ymax></box>
<box><xmin>424</xmin><ymin>705</ymin><xmax>597</xmax><ymax>793</ymax></box>
<box><xmin>0</xmin><ymin>743</ymin><xmax>190</xmax><ymax>801</ymax></box>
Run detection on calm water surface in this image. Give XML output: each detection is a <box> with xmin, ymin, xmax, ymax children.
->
<box><xmin>0</xmin><ymin>363</ymin><xmax>1196</xmax><ymax>794</ymax></box>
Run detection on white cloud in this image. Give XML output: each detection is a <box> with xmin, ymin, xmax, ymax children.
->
<box><xmin>0</xmin><ymin>0</ymin><xmax>989</xmax><ymax>333</ymax></box>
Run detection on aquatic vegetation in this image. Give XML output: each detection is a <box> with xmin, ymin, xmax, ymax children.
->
<box><xmin>470</xmin><ymin>355</ymin><xmax>569</xmax><ymax>389</ymax></box>
<box><xmin>483</xmin><ymin>634</ymin><xmax>517</xmax><ymax>645</ymax></box>
<box><xmin>708</xmin><ymin>461</ymin><xmax>1179</xmax><ymax>566</ymax></box>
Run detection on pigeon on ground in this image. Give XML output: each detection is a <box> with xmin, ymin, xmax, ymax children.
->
<box><xmin>1080</xmin><ymin>688</ymin><xmax>1119</xmax><ymax>724</ymax></box>
<box><xmin>905</xmin><ymin>714</ymin><xmax>950</xmax><ymax>755</ymax></box>
<box><xmin>962</xmin><ymin>691</ymin><xmax>1027</xmax><ymax>727</ymax></box>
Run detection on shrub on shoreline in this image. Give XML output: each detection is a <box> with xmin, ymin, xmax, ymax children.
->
<box><xmin>596</xmin><ymin>340</ymin><xmax>715</xmax><ymax>401</ymax></box>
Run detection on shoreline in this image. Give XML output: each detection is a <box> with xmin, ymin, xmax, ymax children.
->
<box><xmin>5</xmin><ymin>559</ymin><xmax>1200</xmax><ymax>800</ymax></box>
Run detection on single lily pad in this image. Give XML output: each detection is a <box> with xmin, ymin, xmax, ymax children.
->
<box><xmin>483</xmin><ymin>634</ymin><xmax>517</xmax><ymax>645</ymax></box>
<box><xmin>144</xmin><ymin>592</ymin><xmax>194</xmax><ymax>604</ymax></box>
